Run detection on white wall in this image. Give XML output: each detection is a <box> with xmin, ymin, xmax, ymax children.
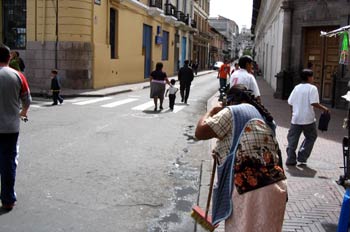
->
<box><xmin>253</xmin><ymin>0</ymin><xmax>284</xmax><ymax>91</ymax></box>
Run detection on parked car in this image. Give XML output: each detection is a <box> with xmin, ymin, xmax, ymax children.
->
<box><xmin>213</xmin><ymin>61</ymin><xmax>223</xmax><ymax>70</ymax></box>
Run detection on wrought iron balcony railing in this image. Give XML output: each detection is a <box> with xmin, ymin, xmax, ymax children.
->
<box><xmin>191</xmin><ymin>19</ymin><xmax>197</xmax><ymax>28</ymax></box>
<box><xmin>185</xmin><ymin>14</ymin><xmax>190</xmax><ymax>25</ymax></box>
<box><xmin>149</xmin><ymin>0</ymin><xmax>162</xmax><ymax>9</ymax></box>
<box><xmin>164</xmin><ymin>3</ymin><xmax>176</xmax><ymax>17</ymax></box>
<box><xmin>175</xmin><ymin>10</ymin><xmax>186</xmax><ymax>23</ymax></box>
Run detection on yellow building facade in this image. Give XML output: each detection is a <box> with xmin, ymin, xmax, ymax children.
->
<box><xmin>0</xmin><ymin>0</ymin><xmax>196</xmax><ymax>89</ymax></box>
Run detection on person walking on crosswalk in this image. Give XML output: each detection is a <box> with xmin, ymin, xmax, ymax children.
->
<box><xmin>178</xmin><ymin>60</ymin><xmax>194</xmax><ymax>104</ymax></box>
<box><xmin>150</xmin><ymin>62</ymin><xmax>170</xmax><ymax>111</ymax></box>
<box><xmin>50</xmin><ymin>69</ymin><xmax>64</xmax><ymax>105</ymax></box>
<box><xmin>165</xmin><ymin>79</ymin><xmax>178</xmax><ymax>111</ymax></box>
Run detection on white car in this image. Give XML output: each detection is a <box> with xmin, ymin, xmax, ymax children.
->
<box><xmin>213</xmin><ymin>61</ymin><xmax>223</xmax><ymax>70</ymax></box>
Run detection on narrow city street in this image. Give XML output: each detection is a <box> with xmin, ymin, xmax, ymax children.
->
<box><xmin>0</xmin><ymin>73</ymin><xmax>218</xmax><ymax>232</ymax></box>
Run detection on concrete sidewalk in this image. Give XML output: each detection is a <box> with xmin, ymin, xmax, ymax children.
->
<box><xmin>197</xmin><ymin>76</ymin><xmax>347</xmax><ymax>232</ymax></box>
<box><xmin>30</xmin><ymin>70</ymin><xmax>215</xmax><ymax>98</ymax></box>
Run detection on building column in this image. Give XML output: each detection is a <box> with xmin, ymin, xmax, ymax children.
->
<box><xmin>275</xmin><ymin>0</ymin><xmax>293</xmax><ymax>99</ymax></box>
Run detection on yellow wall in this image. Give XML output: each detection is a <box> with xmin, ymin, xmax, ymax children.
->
<box><xmin>92</xmin><ymin>1</ymin><xmax>176</xmax><ymax>89</ymax></box>
<box><xmin>25</xmin><ymin>0</ymin><xmax>177</xmax><ymax>89</ymax></box>
<box><xmin>27</xmin><ymin>0</ymin><xmax>92</xmax><ymax>42</ymax></box>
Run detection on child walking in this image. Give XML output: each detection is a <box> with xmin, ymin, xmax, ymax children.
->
<box><xmin>165</xmin><ymin>79</ymin><xmax>178</xmax><ymax>111</ymax></box>
<box><xmin>50</xmin><ymin>69</ymin><xmax>64</xmax><ymax>105</ymax></box>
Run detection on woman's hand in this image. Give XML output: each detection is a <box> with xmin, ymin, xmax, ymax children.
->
<box><xmin>195</xmin><ymin>102</ymin><xmax>223</xmax><ymax>140</ymax></box>
<box><xmin>208</xmin><ymin>102</ymin><xmax>224</xmax><ymax>116</ymax></box>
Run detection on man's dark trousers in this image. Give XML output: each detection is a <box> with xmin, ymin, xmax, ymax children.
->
<box><xmin>0</xmin><ymin>133</ymin><xmax>19</xmax><ymax>205</ymax></box>
<box><xmin>180</xmin><ymin>81</ymin><xmax>191</xmax><ymax>103</ymax></box>
<box><xmin>52</xmin><ymin>91</ymin><xmax>63</xmax><ymax>105</ymax></box>
<box><xmin>169</xmin><ymin>94</ymin><xmax>176</xmax><ymax>110</ymax></box>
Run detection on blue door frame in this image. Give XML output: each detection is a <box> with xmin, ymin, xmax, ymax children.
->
<box><xmin>143</xmin><ymin>24</ymin><xmax>152</xmax><ymax>79</ymax></box>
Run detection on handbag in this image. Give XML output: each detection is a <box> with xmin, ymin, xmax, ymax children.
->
<box><xmin>318</xmin><ymin>112</ymin><xmax>331</xmax><ymax>132</ymax></box>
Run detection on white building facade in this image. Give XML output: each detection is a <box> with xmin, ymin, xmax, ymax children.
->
<box><xmin>253</xmin><ymin>0</ymin><xmax>284</xmax><ymax>91</ymax></box>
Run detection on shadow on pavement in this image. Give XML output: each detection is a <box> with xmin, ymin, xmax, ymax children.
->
<box><xmin>0</xmin><ymin>208</ymin><xmax>11</xmax><ymax>215</ymax></box>
<box><xmin>321</xmin><ymin>222</ymin><xmax>338</xmax><ymax>232</ymax></box>
<box><xmin>285</xmin><ymin>164</ymin><xmax>317</xmax><ymax>178</ymax></box>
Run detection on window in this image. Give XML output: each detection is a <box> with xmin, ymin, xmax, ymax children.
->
<box><xmin>2</xmin><ymin>0</ymin><xmax>26</xmax><ymax>49</ymax></box>
<box><xmin>162</xmin><ymin>30</ymin><xmax>169</xmax><ymax>60</ymax></box>
<box><xmin>110</xmin><ymin>8</ymin><xmax>118</xmax><ymax>59</ymax></box>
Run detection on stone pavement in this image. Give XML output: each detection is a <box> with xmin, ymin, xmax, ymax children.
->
<box><xmin>30</xmin><ymin>70</ymin><xmax>215</xmax><ymax>98</ymax></box>
<box><xmin>197</xmin><ymin>76</ymin><xmax>348</xmax><ymax>232</ymax></box>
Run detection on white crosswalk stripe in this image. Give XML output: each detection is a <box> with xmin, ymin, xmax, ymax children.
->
<box><xmin>132</xmin><ymin>101</ymin><xmax>154</xmax><ymax>111</ymax></box>
<box><xmin>32</xmin><ymin>96</ymin><xmax>189</xmax><ymax>113</ymax></box>
<box><xmin>73</xmin><ymin>97</ymin><xmax>113</xmax><ymax>105</ymax></box>
<box><xmin>172</xmin><ymin>105</ymin><xmax>186</xmax><ymax>113</ymax></box>
<box><xmin>101</xmin><ymin>98</ymin><xmax>138</xmax><ymax>108</ymax></box>
<box><xmin>30</xmin><ymin>105</ymin><xmax>41</xmax><ymax>108</ymax></box>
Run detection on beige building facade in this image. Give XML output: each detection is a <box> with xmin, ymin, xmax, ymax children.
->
<box><xmin>192</xmin><ymin>0</ymin><xmax>210</xmax><ymax>70</ymax></box>
<box><xmin>1</xmin><ymin>0</ymin><xmax>195</xmax><ymax>90</ymax></box>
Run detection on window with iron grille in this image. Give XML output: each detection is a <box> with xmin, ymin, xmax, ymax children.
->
<box><xmin>2</xmin><ymin>0</ymin><xmax>26</xmax><ymax>49</ymax></box>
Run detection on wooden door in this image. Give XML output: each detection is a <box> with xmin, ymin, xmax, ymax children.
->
<box><xmin>304</xmin><ymin>26</ymin><xmax>339</xmax><ymax>102</ymax></box>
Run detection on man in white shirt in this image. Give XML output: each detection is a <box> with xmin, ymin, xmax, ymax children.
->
<box><xmin>229</xmin><ymin>55</ymin><xmax>261</xmax><ymax>102</ymax></box>
<box><xmin>286</xmin><ymin>69</ymin><xmax>329</xmax><ymax>166</ymax></box>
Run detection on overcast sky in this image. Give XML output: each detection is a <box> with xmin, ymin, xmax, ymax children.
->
<box><xmin>209</xmin><ymin>0</ymin><xmax>253</xmax><ymax>30</ymax></box>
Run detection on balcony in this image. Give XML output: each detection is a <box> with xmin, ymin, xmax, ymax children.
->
<box><xmin>149</xmin><ymin>0</ymin><xmax>162</xmax><ymax>8</ymax></box>
<box><xmin>175</xmin><ymin>10</ymin><xmax>186</xmax><ymax>23</ymax></box>
<box><xmin>191</xmin><ymin>19</ymin><xmax>197</xmax><ymax>28</ymax></box>
<box><xmin>164</xmin><ymin>3</ymin><xmax>176</xmax><ymax>17</ymax></box>
<box><xmin>185</xmin><ymin>14</ymin><xmax>190</xmax><ymax>25</ymax></box>
<box><xmin>147</xmin><ymin>0</ymin><xmax>163</xmax><ymax>17</ymax></box>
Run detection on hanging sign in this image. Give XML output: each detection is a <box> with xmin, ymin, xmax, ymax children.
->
<box><xmin>95</xmin><ymin>0</ymin><xmax>101</xmax><ymax>5</ymax></box>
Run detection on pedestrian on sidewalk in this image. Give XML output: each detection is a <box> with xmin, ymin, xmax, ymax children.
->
<box><xmin>165</xmin><ymin>79</ymin><xmax>178</xmax><ymax>111</ymax></box>
<box><xmin>195</xmin><ymin>84</ymin><xmax>287</xmax><ymax>232</ymax></box>
<box><xmin>192</xmin><ymin>60</ymin><xmax>199</xmax><ymax>76</ymax></box>
<box><xmin>150</xmin><ymin>62</ymin><xmax>170</xmax><ymax>111</ymax></box>
<box><xmin>0</xmin><ymin>44</ymin><xmax>31</xmax><ymax>211</ymax></box>
<box><xmin>286</xmin><ymin>69</ymin><xmax>330</xmax><ymax>166</ymax></box>
<box><xmin>15</xmin><ymin>51</ymin><xmax>25</xmax><ymax>73</ymax></box>
<box><xmin>50</xmin><ymin>69</ymin><xmax>64</xmax><ymax>106</ymax></box>
<box><xmin>230</xmin><ymin>62</ymin><xmax>240</xmax><ymax>76</ymax></box>
<box><xmin>178</xmin><ymin>60</ymin><xmax>194</xmax><ymax>104</ymax></box>
<box><xmin>9</xmin><ymin>51</ymin><xmax>20</xmax><ymax>71</ymax></box>
<box><xmin>230</xmin><ymin>55</ymin><xmax>261</xmax><ymax>102</ymax></box>
<box><xmin>218</xmin><ymin>59</ymin><xmax>231</xmax><ymax>90</ymax></box>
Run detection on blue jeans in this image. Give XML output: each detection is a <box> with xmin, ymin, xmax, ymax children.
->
<box><xmin>0</xmin><ymin>133</ymin><xmax>19</xmax><ymax>205</ymax></box>
<box><xmin>286</xmin><ymin>123</ymin><xmax>317</xmax><ymax>163</ymax></box>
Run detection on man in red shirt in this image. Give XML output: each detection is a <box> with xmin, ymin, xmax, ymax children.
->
<box><xmin>217</xmin><ymin>59</ymin><xmax>230</xmax><ymax>89</ymax></box>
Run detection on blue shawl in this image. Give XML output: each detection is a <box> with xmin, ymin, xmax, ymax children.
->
<box><xmin>211</xmin><ymin>103</ymin><xmax>263</xmax><ymax>225</ymax></box>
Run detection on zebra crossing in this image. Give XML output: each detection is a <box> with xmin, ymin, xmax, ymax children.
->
<box><xmin>31</xmin><ymin>96</ymin><xmax>190</xmax><ymax>113</ymax></box>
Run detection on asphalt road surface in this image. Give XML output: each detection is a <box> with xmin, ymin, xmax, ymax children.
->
<box><xmin>0</xmin><ymin>72</ymin><xmax>220</xmax><ymax>232</ymax></box>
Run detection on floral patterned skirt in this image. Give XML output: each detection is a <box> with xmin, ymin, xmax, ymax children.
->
<box><xmin>225</xmin><ymin>180</ymin><xmax>287</xmax><ymax>232</ymax></box>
